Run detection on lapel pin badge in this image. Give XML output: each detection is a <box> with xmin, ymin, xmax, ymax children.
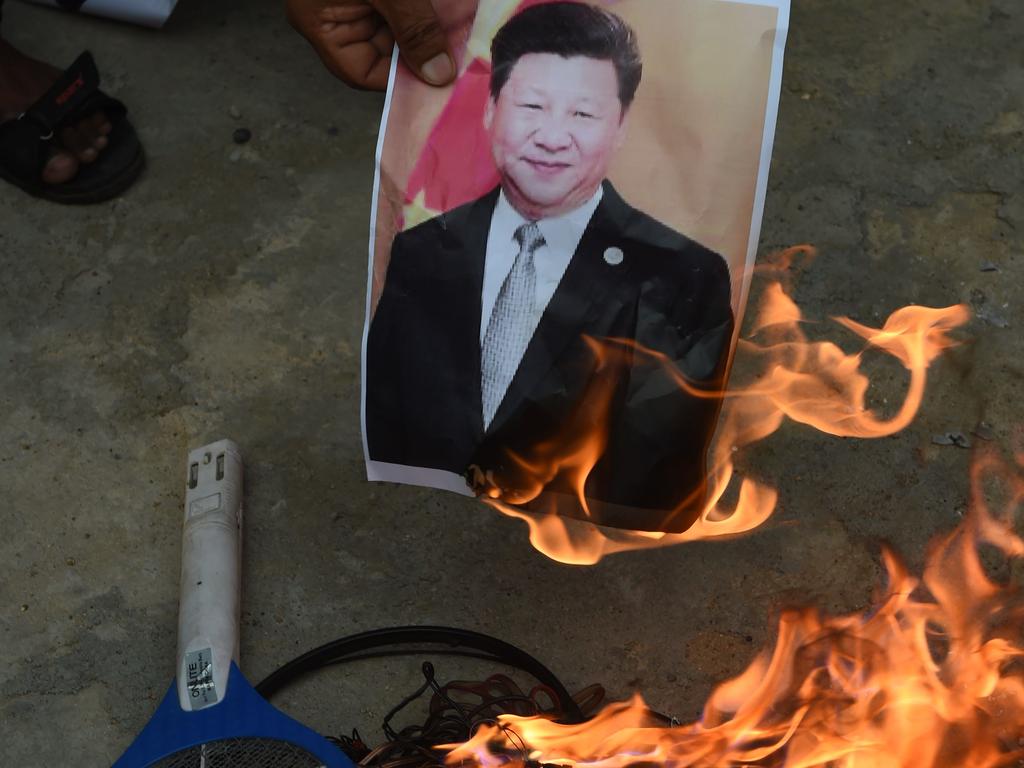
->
<box><xmin>603</xmin><ymin>246</ymin><xmax>624</xmax><ymax>266</ymax></box>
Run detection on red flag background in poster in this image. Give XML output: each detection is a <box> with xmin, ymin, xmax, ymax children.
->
<box><xmin>401</xmin><ymin>0</ymin><xmax>592</xmax><ymax>229</ymax></box>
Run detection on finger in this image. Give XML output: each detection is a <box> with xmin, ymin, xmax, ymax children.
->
<box><xmin>293</xmin><ymin>6</ymin><xmax>394</xmax><ymax>89</ymax></box>
<box><xmin>327</xmin><ymin>23</ymin><xmax>396</xmax><ymax>89</ymax></box>
<box><xmin>313</xmin><ymin>11</ymin><xmax>380</xmax><ymax>46</ymax></box>
<box><xmin>319</xmin><ymin>38</ymin><xmax>394</xmax><ymax>90</ymax></box>
<box><xmin>312</xmin><ymin>29</ymin><xmax>392</xmax><ymax>90</ymax></box>
<box><xmin>371</xmin><ymin>0</ymin><xmax>454</xmax><ymax>85</ymax></box>
<box><xmin>369</xmin><ymin>17</ymin><xmax>395</xmax><ymax>57</ymax></box>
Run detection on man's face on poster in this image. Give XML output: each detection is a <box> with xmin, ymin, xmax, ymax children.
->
<box><xmin>484</xmin><ymin>53</ymin><xmax>629</xmax><ymax>219</ymax></box>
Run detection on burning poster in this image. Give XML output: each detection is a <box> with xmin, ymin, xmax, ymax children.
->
<box><xmin>362</xmin><ymin>0</ymin><xmax>791</xmax><ymax>533</ymax></box>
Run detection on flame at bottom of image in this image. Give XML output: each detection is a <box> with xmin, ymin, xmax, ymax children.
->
<box><xmin>448</xmin><ymin>450</ymin><xmax>1024</xmax><ymax>768</ymax></box>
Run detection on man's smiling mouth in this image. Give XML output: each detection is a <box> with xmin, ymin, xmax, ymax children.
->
<box><xmin>523</xmin><ymin>157</ymin><xmax>572</xmax><ymax>174</ymax></box>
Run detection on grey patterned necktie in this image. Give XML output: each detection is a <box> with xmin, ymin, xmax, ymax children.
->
<box><xmin>481</xmin><ymin>221</ymin><xmax>546</xmax><ymax>429</ymax></box>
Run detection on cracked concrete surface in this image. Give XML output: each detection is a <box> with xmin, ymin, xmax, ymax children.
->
<box><xmin>1</xmin><ymin>0</ymin><xmax>1022</xmax><ymax>764</ymax></box>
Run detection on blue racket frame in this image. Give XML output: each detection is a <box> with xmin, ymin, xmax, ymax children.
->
<box><xmin>112</xmin><ymin>661</ymin><xmax>354</xmax><ymax>767</ymax></box>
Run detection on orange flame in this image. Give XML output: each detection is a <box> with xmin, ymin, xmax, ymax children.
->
<box><xmin>449</xmin><ymin>448</ymin><xmax>1024</xmax><ymax>767</ymax></box>
<box><xmin>489</xmin><ymin>248</ymin><xmax>971</xmax><ymax>564</ymax></box>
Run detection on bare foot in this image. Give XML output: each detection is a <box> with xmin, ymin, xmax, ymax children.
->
<box><xmin>0</xmin><ymin>39</ymin><xmax>112</xmax><ymax>185</ymax></box>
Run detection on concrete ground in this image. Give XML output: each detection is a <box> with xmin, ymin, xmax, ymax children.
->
<box><xmin>1</xmin><ymin>0</ymin><xmax>1021</xmax><ymax>763</ymax></box>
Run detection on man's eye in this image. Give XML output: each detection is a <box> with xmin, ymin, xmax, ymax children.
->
<box><xmin>574</xmin><ymin>111</ymin><xmax>595</xmax><ymax>119</ymax></box>
<box><xmin>518</xmin><ymin>103</ymin><xmax>542</xmax><ymax>110</ymax></box>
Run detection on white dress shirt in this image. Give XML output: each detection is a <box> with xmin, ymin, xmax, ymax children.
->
<box><xmin>479</xmin><ymin>186</ymin><xmax>604</xmax><ymax>346</ymax></box>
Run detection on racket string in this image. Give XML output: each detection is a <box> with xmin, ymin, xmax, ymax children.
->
<box><xmin>150</xmin><ymin>737</ymin><xmax>326</xmax><ymax>767</ymax></box>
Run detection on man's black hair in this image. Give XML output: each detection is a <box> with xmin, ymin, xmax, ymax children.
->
<box><xmin>489</xmin><ymin>2</ymin><xmax>642</xmax><ymax>109</ymax></box>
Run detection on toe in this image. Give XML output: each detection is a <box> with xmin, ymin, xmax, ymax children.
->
<box><xmin>90</xmin><ymin>110</ymin><xmax>110</xmax><ymax>134</ymax></box>
<box><xmin>42</xmin><ymin>148</ymin><xmax>79</xmax><ymax>185</ymax></box>
<box><xmin>84</xmin><ymin>111</ymin><xmax>107</xmax><ymax>135</ymax></box>
<box><xmin>62</xmin><ymin>123</ymin><xmax>101</xmax><ymax>163</ymax></box>
<box><xmin>88</xmin><ymin>112</ymin><xmax>111</xmax><ymax>150</ymax></box>
<box><xmin>97</xmin><ymin>117</ymin><xmax>112</xmax><ymax>136</ymax></box>
<box><xmin>39</xmin><ymin>111</ymin><xmax>114</xmax><ymax>184</ymax></box>
<box><xmin>81</xmin><ymin>112</ymin><xmax>112</xmax><ymax>156</ymax></box>
<box><xmin>60</xmin><ymin>125</ymin><xmax>89</xmax><ymax>159</ymax></box>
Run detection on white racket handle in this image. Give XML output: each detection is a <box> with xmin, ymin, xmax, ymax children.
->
<box><xmin>176</xmin><ymin>439</ymin><xmax>243</xmax><ymax>711</ymax></box>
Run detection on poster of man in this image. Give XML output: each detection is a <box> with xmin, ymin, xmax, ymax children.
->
<box><xmin>362</xmin><ymin>0</ymin><xmax>790</xmax><ymax>533</ymax></box>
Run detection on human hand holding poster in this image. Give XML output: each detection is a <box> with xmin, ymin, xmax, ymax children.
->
<box><xmin>362</xmin><ymin>0</ymin><xmax>790</xmax><ymax>534</ymax></box>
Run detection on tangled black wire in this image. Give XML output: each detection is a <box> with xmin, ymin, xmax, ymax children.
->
<box><xmin>327</xmin><ymin>661</ymin><xmax>608</xmax><ymax>768</ymax></box>
<box><xmin>254</xmin><ymin>627</ymin><xmax>665</xmax><ymax>768</ymax></box>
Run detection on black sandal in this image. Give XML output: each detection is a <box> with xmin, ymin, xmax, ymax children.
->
<box><xmin>0</xmin><ymin>51</ymin><xmax>145</xmax><ymax>204</ymax></box>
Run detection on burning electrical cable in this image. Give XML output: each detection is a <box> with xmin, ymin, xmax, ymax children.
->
<box><xmin>448</xmin><ymin>445</ymin><xmax>1024</xmax><ymax>768</ymax></box>
<box><xmin>334</xmin><ymin>663</ymin><xmax>610</xmax><ymax>768</ymax></box>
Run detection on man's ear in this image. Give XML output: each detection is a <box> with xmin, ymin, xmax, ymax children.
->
<box><xmin>483</xmin><ymin>97</ymin><xmax>496</xmax><ymax>131</ymax></box>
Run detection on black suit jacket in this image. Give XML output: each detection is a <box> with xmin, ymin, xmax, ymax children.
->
<box><xmin>365</xmin><ymin>181</ymin><xmax>734</xmax><ymax>532</ymax></box>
